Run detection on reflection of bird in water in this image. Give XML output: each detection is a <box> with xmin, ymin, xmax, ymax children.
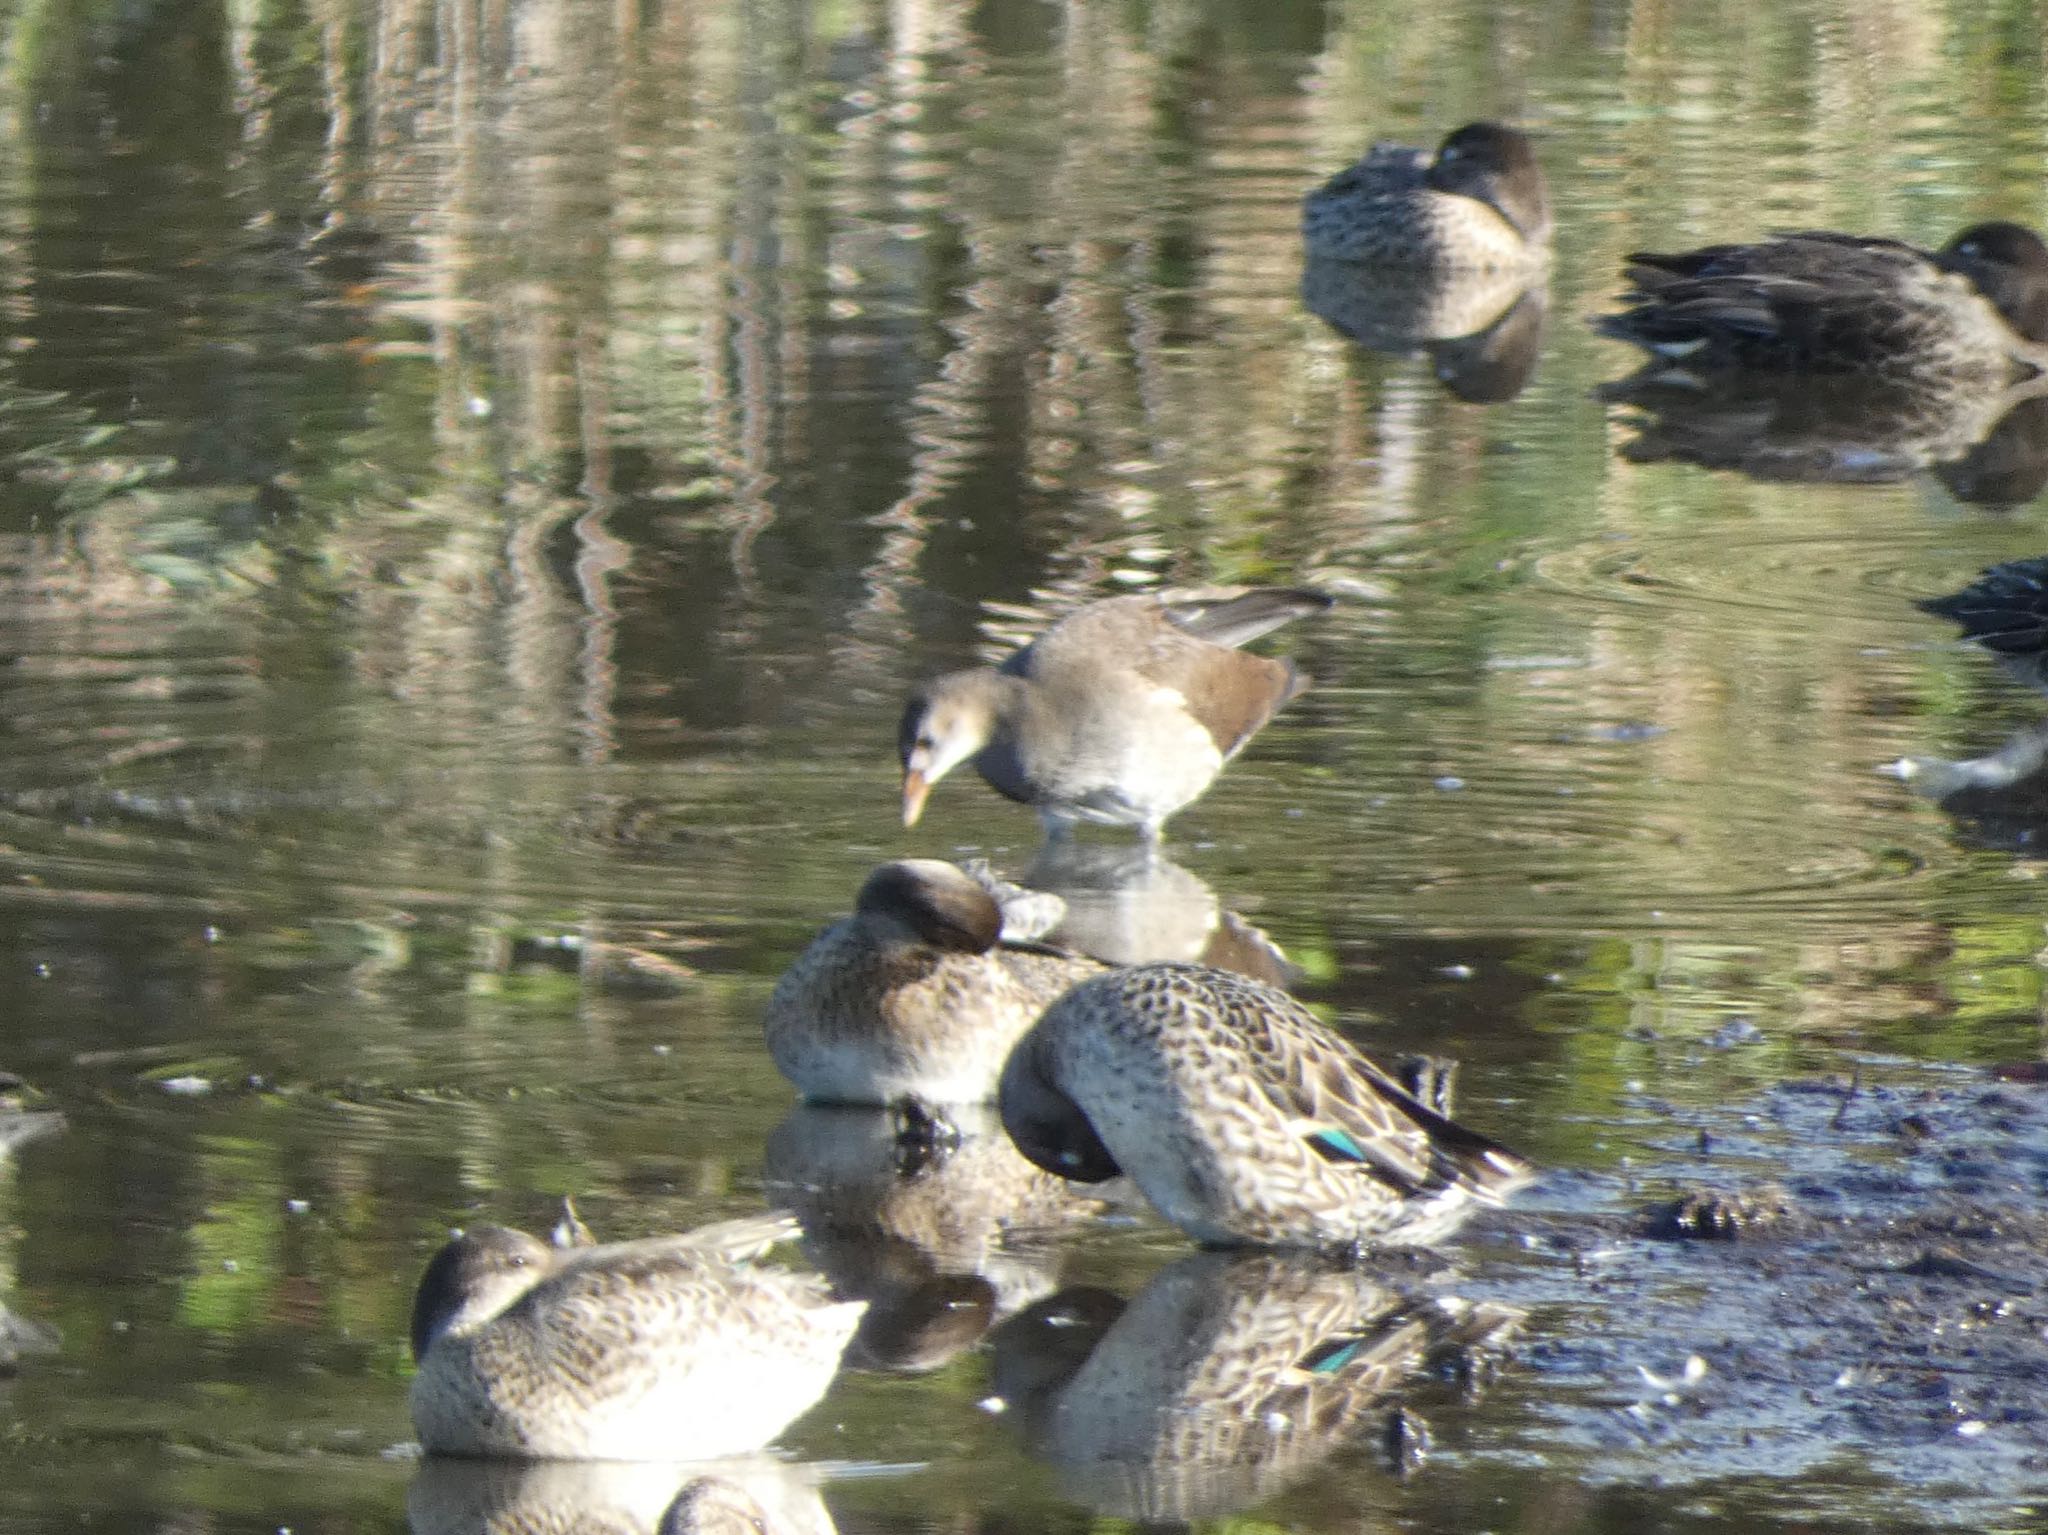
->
<box><xmin>1301</xmin><ymin>258</ymin><xmax>1548</xmax><ymax>404</ymax></box>
<box><xmin>988</xmin><ymin>1250</ymin><xmax>1522</xmax><ymax>1522</ymax></box>
<box><xmin>1000</xmin><ymin>963</ymin><xmax>1533</xmax><ymax>1249</ymax></box>
<box><xmin>1599</xmin><ymin>363</ymin><xmax>2048</xmax><ymax>505</ymax></box>
<box><xmin>898</xmin><ymin>588</ymin><xmax>1332</xmax><ymax>843</ymax></box>
<box><xmin>406</xmin><ymin>1456</ymin><xmax>837</xmax><ymax>1535</ymax></box>
<box><xmin>661</xmin><ymin>1473</ymin><xmax>836</xmax><ymax>1535</ymax></box>
<box><xmin>1023</xmin><ymin>841</ymin><xmax>1294</xmax><ymax>985</ymax></box>
<box><xmin>762</xmin><ymin>1104</ymin><xmax>1097</xmax><ymax>1371</ymax></box>
<box><xmin>408</xmin><ymin>1212</ymin><xmax>864</xmax><ymax>1460</ymax></box>
<box><xmin>764</xmin><ymin>860</ymin><xmax>1103</xmax><ymax>1108</ymax></box>
<box><xmin>1936</xmin><ymin>393</ymin><xmax>2048</xmax><ymax>506</ymax></box>
<box><xmin>1597</xmin><ymin>222</ymin><xmax>2048</xmax><ymax>384</ymax></box>
<box><xmin>1302</xmin><ymin>122</ymin><xmax>1551</xmax><ymax>271</ymax></box>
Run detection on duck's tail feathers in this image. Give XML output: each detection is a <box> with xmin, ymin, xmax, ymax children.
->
<box><xmin>676</xmin><ymin>1210</ymin><xmax>803</xmax><ymax>1260</ymax></box>
<box><xmin>1918</xmin><ymin>556</ymin><xmax>2048</xmax><ymax>652</ymax></box>
<box><xmin>1388</xmin><ymin>1087</ymin><xmax>1538</xmax><ymax>1200</ymax></box>
<box><xmin>1165</xmin><ymin>587</ymin><xmax>1335</xmax><ymax>648</ymax></box>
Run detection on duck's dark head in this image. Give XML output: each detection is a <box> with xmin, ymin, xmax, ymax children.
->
<box><xmin>1428</xmin><ymin>122</ymin><xmax>1551</xmax><ymax>243</ymax></box>
<box><xmin>409</xmin><ymin>1225</ymin><xmax>551</xmax><ymax>1360</ymax></box>
<box><xmin>997</xmin><ymin>1030</ymin><xmax>1122</xmax><ymax>1184</ymax></box>
<box><xmin>1942</xmin><ymin>221</ymin><xmax>2048</xmax><ymax>341</ymax></box>
<box><xmin>856</xmin><ymin>859</ymin><xmax>1004</xmax><ymax>954</ymax></box>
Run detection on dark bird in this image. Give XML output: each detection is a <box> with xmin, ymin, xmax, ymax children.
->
<box><xmin>1916</xmin><ymin>553</ymin><xmax>2048</xmax><ymax>705</ymax></box>
<box><xmin>1901</xmin><ymin>557</ymin><xmax>2048</xmax><ymax>844</ymax></box>
<box><xmin>899</xmin><ymin>587</ymin><xmax>1332</xmax><ymax>842</ymax></box>
<box><xmin>1919</xmin><ymin>555</ymin><xmax>2048</xmax><ymax>661</ymax></box>
<box><xmin>1598</xmin><ymin>222</ymin><xmax>2048</xmax><ymax>383</ymax></box>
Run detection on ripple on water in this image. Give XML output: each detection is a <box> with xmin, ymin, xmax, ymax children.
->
<box><xmin>1200</xmin><ymin>720</ymin><xmax>1955</xmax><ymax>945</ymax></box>
<box><xmin>1527</xmin><ymin>520</ymin><xmax>1979</xmax><ymax>634</ymax></box>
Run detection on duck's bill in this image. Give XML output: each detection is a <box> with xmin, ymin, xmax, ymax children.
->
<box><xmin>902</xmin><ymin>770</ymin><xmax>932</xmax><ymax>826</ymax></box>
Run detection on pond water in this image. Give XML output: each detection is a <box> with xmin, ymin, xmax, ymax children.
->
<box><xmin>6</xmin><ymin>0</ymin><xmax>2048</xmax><ymax>1531</ymax></box>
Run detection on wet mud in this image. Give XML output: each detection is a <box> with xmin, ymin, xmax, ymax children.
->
<box><xmin>1475</xmin><ymin>1064</ymin><xmax>2048</xmax><ymax>1515</ymax></box>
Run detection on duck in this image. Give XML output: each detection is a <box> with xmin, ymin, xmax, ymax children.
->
<box><xmin>764</xmin><ymin>859</ymin><xmax>1104</xmax><ymax>1108</ymax></box>
<box><xmin>408</xmin><ymin>1211</ymin><xmax>865</xmax><ymax>1460</ymax></box>
<box><xmin>1301</xmin><ymin>122</ymin><xmax>1551</xmax><ymax>270</ymax></box>
<box><xmin>997</xmin><ymin>963</ymin><xmax>1534</xmax><ymax>1250</ymax></box>
<box><xmin>900</xmin><ymin>587</ymin><xmax>1332</xmax><ymax>842</ymax></box>
<box><xmin>1891</xmin><ymin>556</ymin><xmax>2048</xmax><ymax>811</ymax></box>
<box><xmin>1597</xmin><ymin>221</ymin><xmax>2048</xmax><ymax>383</ymax></box>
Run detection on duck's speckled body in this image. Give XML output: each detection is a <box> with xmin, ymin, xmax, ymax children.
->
<box><xmin>1302</xmin><ymin>122</ymin><xmax>1551</xmax><ymax>270</ymax></box>
<box><xmin>765</xmin><ymin>860</ymin><xmax>1104</xmax><ymax>1107</ymax></box>
<box><xmin>1598</xmin><ymin>222</ymin><xmax>2048</xmax><ymax>383</ymax></box>
<box><xmin>408</xmin><ymin>1213</ymin><xmax>864</xmax><ymax>1460</ymax></box>
<box><xmin>900</xmin><ymin>587</ymin><xmax>1332</xmax><ymax>842</ymax></box>
<box><xmin>998</xmin><ymin>963</ymin><xmax>1533</xmax><ymax>1250</ymax></box>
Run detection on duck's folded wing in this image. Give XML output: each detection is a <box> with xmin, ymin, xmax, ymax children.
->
<box><xmin>1236</xmin><ymin>1000</ymin><xmax>1439</xmax><ymax>1194</ymax></box>
<box><xmin>1246</xmin><ymin>998</ymin><xmax>1534</xmax><ymax>1198</ymax></box>
<box><xmin>519</xmin><ymin>1250</ymin><xmax>835</xmax><ymax>1360</ymax></box>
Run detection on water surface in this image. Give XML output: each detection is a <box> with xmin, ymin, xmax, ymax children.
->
<box><xmin>4</xmin><ymin>1</ymin><xmax>2048</xmax><ymax>1531</ymax></box>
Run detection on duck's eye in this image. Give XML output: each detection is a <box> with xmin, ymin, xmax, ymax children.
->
<box><xmin>1958</xmin><ymin>241</ymin><xmax>1980</xmax><ymax>257</ymax></box>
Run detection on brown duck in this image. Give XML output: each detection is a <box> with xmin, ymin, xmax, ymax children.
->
<box><xmin>899</xmin><ymin>588</ymin><xmax>1333</xmax><ymax>842</ymax></box>
<box><xmin>764</xmin><ymin>859</ymin><xmax>1104</xmax><ymax>1107</ymax></box>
